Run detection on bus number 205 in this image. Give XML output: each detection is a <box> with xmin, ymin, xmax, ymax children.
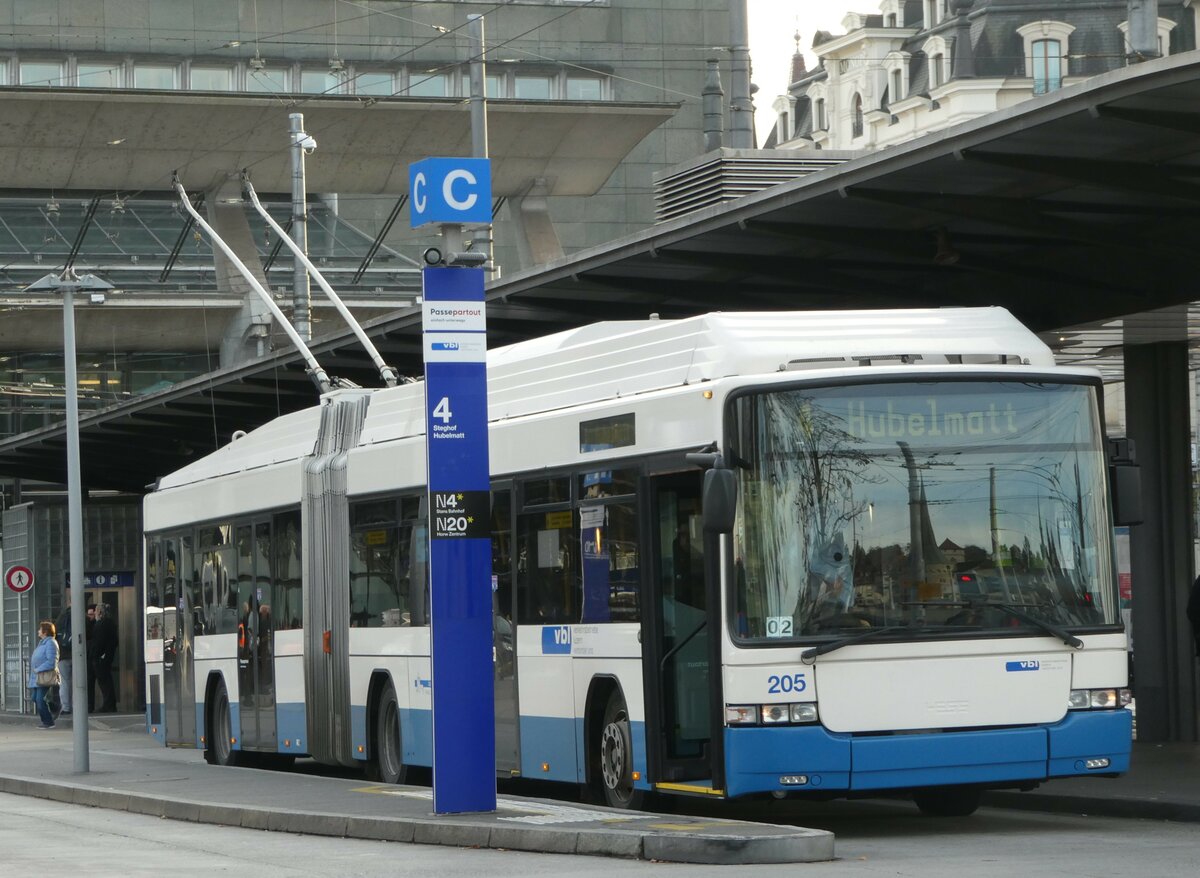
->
<box><xmin>767</xmin><ymin>672</ymin><xmax>807</xmax><ymax>694</ymax></box>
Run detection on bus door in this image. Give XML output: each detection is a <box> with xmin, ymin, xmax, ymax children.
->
<box><xmin>643</xmin><ymin>474</ymin><xmax>714</xmax><ymax>784</ymax></box>
<box><xmin>491</xmin><ymin>486</ymin><xmax>519</xmax><ymax>773</ymax></box>
<box><xmin>235</xmin><ymin>521</ymin><xmax>277</xmax><ymax>751</ymax></box>
<box><xmin>163</xmin><ymin>534</ymin><xmax>197</xmax><ymax>746</ymax></box>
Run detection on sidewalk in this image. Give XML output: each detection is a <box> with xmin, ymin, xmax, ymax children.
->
<box><xmin>0</xmin><ymin>714</ymin><xmax>832</xmax><ymax>865</ymax></box>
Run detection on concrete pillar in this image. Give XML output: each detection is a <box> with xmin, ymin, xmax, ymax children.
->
<box><xmin>510</xmin><ymin>178</ymin><xmax>564</xmax><ymax>269</ymax></box>
<box><xmin>1124</xmin><ymin>340</ymin><xmax>1198</xmax><ymax>742</ymax></box>
<box><xmin>206</xmin><ymin>197</ymin><xmax>273</xmax><ymax>368</ymax></box>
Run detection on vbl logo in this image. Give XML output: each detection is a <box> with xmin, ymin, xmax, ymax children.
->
<box><xmin>542</xmin><ymin>625</ymin><xmax>572</xmax><ymax>655</ymax></box>
<box><xmin>1005</xmin><ymin>660</ymin><xmax>1040</xmax><ymax>672</ymax></box>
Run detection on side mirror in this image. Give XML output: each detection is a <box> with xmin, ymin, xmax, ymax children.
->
<box><xmin>702</xmin><ymin>468</ymin><xmax>737</xmax><ymax>534</ymax></box>
<box><xmin>1108</xmin><ymin>437</ymin><xmax>1143</xmax><ymax>527</ymax></box>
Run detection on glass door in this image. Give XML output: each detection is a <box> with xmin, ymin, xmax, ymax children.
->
<box><xmin>644</xmin><ymin>474</ymin><xmax>712</xmax><ymax>782</ymax></box>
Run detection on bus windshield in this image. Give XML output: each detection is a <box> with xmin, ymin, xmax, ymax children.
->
<box><xmin>729</xmin><ymin>379</ymin><xmax>1117</xmax><ymax>644</ymax></box>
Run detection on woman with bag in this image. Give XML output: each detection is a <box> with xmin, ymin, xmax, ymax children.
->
<box><xmin>28</xmin><ymin>620</ymin><xmax>60</xmax><ymax>730</ymax></box>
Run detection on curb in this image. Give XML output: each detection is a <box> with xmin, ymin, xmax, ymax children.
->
<box><xmin>0</xmin><ymin>774</ymin><xmax>834</xmax><ymax>864</ymax></box>
<box><xmin>983</xmin><ymin>790</ymin><xmax>1200</xmax><ymax>824</ymax></box>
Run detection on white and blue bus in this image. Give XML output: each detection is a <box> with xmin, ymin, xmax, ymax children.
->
<box><xmin>144</xmin><ymin>308</ymin><xmax>1135</xmax><ymax>815</ymax></box>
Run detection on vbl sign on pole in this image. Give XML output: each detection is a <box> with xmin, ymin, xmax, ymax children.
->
<box><xmin>423</xmin><ymin>265</ymin><xmax>496</xmax><ymax>814</ymax></box>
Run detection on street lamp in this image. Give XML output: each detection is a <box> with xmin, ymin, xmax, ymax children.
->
<box><xmin>25</xmin><ymin>269</ymin><xmax>114</xmax><ymax>773</ymax></box>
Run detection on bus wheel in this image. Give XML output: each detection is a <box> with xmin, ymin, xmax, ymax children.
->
<box><xmin>205</xmin><ymin>682</ymin><xmax>240</xmax><ymax>767</ymax></box>
<box><xmin>598</xmin><ymin>692</ymin><xmax>645</xmax><ymax>810</ymax></box>
<box><xmin>370</xmin><ymin>681</ymin><xmax>410</xmax><ymax>785</ymax></box>
<box><xmin>913</xmin><ymin>786</ymin><xmax>982</xmax><ymax>817</ymax></box>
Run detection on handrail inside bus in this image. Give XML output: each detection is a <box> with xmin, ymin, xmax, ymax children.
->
<box><xmin>659</xmin><ymin>619</ymin><xmax>707</xmax><ymax>672</ymax></box>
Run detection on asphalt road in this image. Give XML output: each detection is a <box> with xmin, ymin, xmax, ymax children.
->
<box><xmin>2</xmin><ymin>787</ymin><xmax>1198</xmax><ymax>877</ymax></box>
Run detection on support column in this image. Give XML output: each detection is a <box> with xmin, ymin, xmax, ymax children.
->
<box><xmin>1124</xmin><ymin>340</ymin><xmax>1198</xmax><ymax>742</ymax></box>
<box><xmin>207</xmin><ymin>196</ymin><xmax>272</xmax><ymax>368</ymax></box>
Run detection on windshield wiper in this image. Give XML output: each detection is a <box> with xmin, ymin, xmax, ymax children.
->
<box><xmin>800</xmin><ymin>623</ymin><xmax>926</xmax><ymax>664</ymax></box>
<box><xmin>902</xmin><ymin>599</ymin><xmax>1084</xmax><ymax>649</ymax></box>
<box><xmin>973</xmin><ymin>600</ymin><xmax>1084</xmax><ymax>649</ymax></box>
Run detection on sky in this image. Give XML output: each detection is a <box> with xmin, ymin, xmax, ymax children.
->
<box><xmin>748</xmin><ymin>0</ymin><xmax>856</xmax><ymax>140</ymax></box>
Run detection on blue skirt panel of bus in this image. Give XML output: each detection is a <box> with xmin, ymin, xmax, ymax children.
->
<box><xmin>849</xmin><ymin>726</ymin><xmax>1046</xmax><ymax>790</ymax></box>
<box><xmin>277</xmin><ymin>703</ymin><xmax>307</xmax><ymax>753</ymax></box>
<box><xmin>723</xmin><ymin>726</ymin><xmax>852</xmax><ymax>798</ymax></box>
<box><xmin>518</xmin><ymin>716</ymin><xmax>649</xmax><ymax>789</ymax></box>
<box><xmin>1047</xmin><ymin>708</ymin><xmax>1132</xmax><ymax>776</ymax></box>
<box><xmin>723</xmin><ymin>710</ymin><xmax>1132</xmax><ymax>798</ymax></box>
<box><xmin>145</xmin><ymin>707</ymin><xmax>166</xmax><ymax>744</ymax></box>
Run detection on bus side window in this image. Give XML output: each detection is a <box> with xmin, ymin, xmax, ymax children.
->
<box><xmin>273</xmin><ymin>510</ymin><xmax>303</xmax><ymax>630</ymax></box>
<box><xmin>516</xmin><ymin>509</ymin><xmax>579</xmax><ymax>625</ymax></box>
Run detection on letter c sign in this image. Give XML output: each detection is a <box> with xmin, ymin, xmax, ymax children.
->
<box><xmin>409</xmin><ymin>157</ymin><xmax>492</xmax><ymax>228</ymax></box>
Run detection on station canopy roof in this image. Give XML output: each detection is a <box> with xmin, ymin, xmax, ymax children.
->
<box><xmin>0</xmin><ymin>88</ymin><xmax>677</xmax><ymax>196</ymax></box>
<box><xmin>4</xmin><ymin>54</ymin><xmax>1200</xmax><ymax>491</ymax></box>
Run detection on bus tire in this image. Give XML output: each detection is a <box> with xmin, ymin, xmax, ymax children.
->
<box><xmin>913</xmin><ymin>786</ymin><xmax>982</xmax><ymax>817</ymax></box>
<box><xmin>204</xmin><ymin>681</ymin><xmax>240</xmax><ymax>767</ymax></box>
<box><xmin>597</xmin><ymin>691</ymin><xmax>645</xmax><ymax>810</ymax></box>
<box><xmin>369</xmin><ymin>681</ymin><xmax>410</xmax><ymax>785</ymax></box>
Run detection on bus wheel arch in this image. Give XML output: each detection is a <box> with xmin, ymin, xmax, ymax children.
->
<box><xmin>203</xmin><ymin>673</ymin><xmax>240</xmax><ymax>767</ymax></box>
<box><xmin>365</xmin><ymin>671</ymin><xmax>410</xmax><ymax>785</ymax></box>
<box><xmin>585</xmin><ymin>676</ymin><xmax>645</xmax><ymax>810</ymax></box>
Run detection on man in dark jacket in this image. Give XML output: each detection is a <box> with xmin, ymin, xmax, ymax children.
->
<box><xmin>93</xmin><ymin>603</ymin><xmax>119</xmax><ymax>713</ymax></box>
<box><xmin>54</xmin><ymin>591</ymin><xmax>73</xmax><ymax>715</ymax></box>
<box><xmin>1188</xmin><ymin>576</ymin><xmax>1200</xmax><ymax>660</ymax></box>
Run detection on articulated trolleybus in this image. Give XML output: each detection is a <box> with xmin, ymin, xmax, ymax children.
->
<box><xmin>144</xmin><ymin>308</ymin><xmax>1135</xmax><ymax>816</ymax></box>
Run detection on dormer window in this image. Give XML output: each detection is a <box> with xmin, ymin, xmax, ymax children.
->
<box><xmin>852</xmin><ymin>93</ymin><xmax>864</xmax><ymax>138</ymax></box>
<box><xmin>816</xmin><ymin>97</ymin><xmax>828</xmax><ymax>131</ymax></box>
<box><xmin>923</xmin><ymin>35</ymin><xmax>949</xmax><ymax>89</ymax></box>
<box><xmin>881</xmin><ymin>0</ymin><xmax>904</xmax><ymax>27</ymax></box>
<box><xmin>1117</xmin><ymin>17</ymin><xmax>1177</xmax><ymax>59</ymax></box>
<box><xmin>1017</xmin><ymin>21</ymin><xmax>1075</xmax><ymax>92</ymax></box>
<box><xmin>1031</xmin><ymin>40</ymin><xmax>1062</xmax><ymax>94</ymax></box>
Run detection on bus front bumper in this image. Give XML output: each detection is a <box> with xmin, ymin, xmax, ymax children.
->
<box><xmin>722</xmin><ymin>708</ymin><xmax>1132</xmax><ymax>799</ymax></box>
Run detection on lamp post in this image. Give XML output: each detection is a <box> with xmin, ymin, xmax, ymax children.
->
<box><xmin>25</xmin><ymin>269</ymin><xmax>114</xmax><ymax>773</ymax></box>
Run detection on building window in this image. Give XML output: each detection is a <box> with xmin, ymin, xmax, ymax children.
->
<box><xmin>1018</xmin><ymin>21</ymin><xmax>1075</xmax><ymax>87</ymax></box>
<box><xmin>190</xmin><ymin>66</ymin><xmax>233</xmax><ymax>91</ymax></box>
<box><xmin>133</xmin><ymin>64</ymin><xmax>177</xmax><ymax>89</ymax></box>
<box><xmin>1031</xmin><ymin>39</ymin><xmax>1062</xmax><ymax>94</ymax></box>
<box><xmin>891</xmin><ymin>68</ymin><xmax>904</xmax><ymax>103</ymax></box>
<box><xmin>852</xmin><ymin>93</ymin><xmax>864</xmax><ymax>138</ymax></box>
<box><xmin>406</xmin><ymin>71</ymin><xmax>448</xmax><ymax>96</ymax></box>
<box><xmin>246</xmin><ymin>65</ymin><xmax>289</xmax><ymax>93</ymax></box>
<box><xmin>1116</xmin><ymin>17</ymin><xmax>1177</xmax><ymax>60</ymax></box>
<box><xmin>20</xmin><ymin>61</ymin><xmax>64</xmax><ymax>87</ymax></box>
<box><xmin>77</xmin><ymin>63</ymin><xmax>121</xmax><ymax>88</ymax></box>
<box><xmin>815</xmin><ymin>97</ymin><xmax>827</xmax><ymax>131</ymax></box>
<box><xmin>300</xmin><ymin>69</ymin><xmax>339</xmax><ymax>94</ymax></box>
<box><xmin>355</xmin><ymin>71</ymin><xmax>395</xmax><ymax>96</ymax></box>
<box><xmin>460</xmin><ymin>71</ymin><xmax>503</xmax><ymax>97</ymax></box>
<box><xmin>515</xmin><ymin>74</ymin><xmax>553</xmax><ymax>99</ymax></box>
<box><xmin>930</xmin><ymin>53</ymin><xmax>944</xmax><ymax>88</ymax></box>
<box><xmin>566</xmin><ymin>76</ymin><xmax>603</xmax><ymax>100</ymax></box>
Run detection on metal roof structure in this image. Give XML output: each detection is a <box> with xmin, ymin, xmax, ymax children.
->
<box><xmin>5</xmin><ymin>52</ymin><xmax>1200</xmax><ymax>491</ymax></box>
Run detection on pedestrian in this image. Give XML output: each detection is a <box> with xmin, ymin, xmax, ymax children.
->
<box><xmin>54</xmin><ymin>590</ymin><xmax>73</xmax><ymax>715</ymax></box>
<box><xmin>28</xmin><ymin>620</ymin><xmax>61</xmax><ymax>729</ymax></box>
<box><xmin>85</xmin><ymin>604</ymin><xmax>97</xmax><ymax>712</ymax></box>
<box><xmin>94</xmin><ymin>603</ymin><xmax>119</xmax><ymax>713</ymax></box>
<box><xmin>1187</xmin><ymin>575</ymin><xmax>1200</xmax><ymax>660</ymax></box>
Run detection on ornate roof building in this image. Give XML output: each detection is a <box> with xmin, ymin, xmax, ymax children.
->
<box><xmin>769</xmin><ymin>0</ymin><xmax>1198</xmax><ymax>150</ymax></box>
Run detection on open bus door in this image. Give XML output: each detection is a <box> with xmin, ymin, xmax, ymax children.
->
<box><xmin>642</xmin><ymin>472</ymin><xmax>725</xmax><ymax>792</ymax></box>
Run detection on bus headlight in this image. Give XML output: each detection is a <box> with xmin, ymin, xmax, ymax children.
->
<box><xmin>726</xmin><ymin>703</ymin><xmax>819</xmax><ymax>726</ymax></box>
<box><xmin>761</xmin><ymin>704</ymin><xmax>789</xmax><ymax>724</ymax></box>
<box><xmin>1069</xmin><ymin>688</ymin><xmax>1124</xmax><ymax>710</ymax></box>
<box><xmin>789</xmin><ymin>703</ymin><xmax>819</xmax><ymax>723</ymax></box>
<box><xmin>725</xmin><ymin>705</ymin><xmax>758</xmax><ymax>725</ymax></box>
